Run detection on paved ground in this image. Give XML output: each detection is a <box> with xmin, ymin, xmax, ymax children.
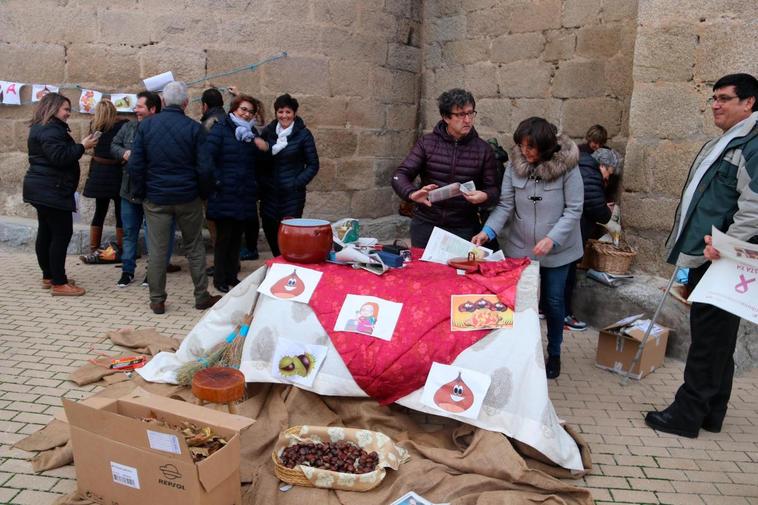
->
<box><xmin>0</xmin><ymin>247</ymin><xmax>756</xmax><ymax>504</ymax></box>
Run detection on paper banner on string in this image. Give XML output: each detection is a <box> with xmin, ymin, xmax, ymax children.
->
<box><xmin>2</xmin><ymin>82</ymin><xmax>23</xmax><ymax>105</ymax></box>
<box><xmin>271</xmin><ymin>337</ymin><xmax>328</xmax><ymax>388</ymax></box>
<box><xmin>420</xmin><ymin>362</ymin><xmax>491</xmax><ymax>420</ymax></box>
<box><xmin>31</xmin><ymin>84</ymin><xmax>59</xmax><ymax>102</ymax></box>
<box><xmin>78</xmin><ymin>89</ymin><xmax>102</xmax><ymax>114</ymax></box>
<box><xmin>143</xmin><ymin>71</ymin><xmax>174</xmax><ymax>92</ymax></box>
<box><xmin>111</xmin><ymin>93</ymin><xmax>138</xmax><ymax>112</ymax></box>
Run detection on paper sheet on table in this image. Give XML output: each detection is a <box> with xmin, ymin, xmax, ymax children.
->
<box><xmin>143</xmin><ymin>71</ymin><xmax>174</xmax><ymax>91</ymax></box>
<box><xmin>689</xmin><ymin>227</ymin><xmax>758</xmax><ymax>324</ymax></box>
<box><xmin>420</xmin><ymin>227</ymin><xmax>492</xmax><ymax>265</ymax></box>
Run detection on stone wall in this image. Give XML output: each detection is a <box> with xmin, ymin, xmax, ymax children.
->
<box><xmin>621</xmin><ymin>0</ymin><xmax>758</xmax><ymax>274</ymax></box>
<box><xmin>0</xmin><ymin>0</ymin><xmax>422</xmax><ymax>239</ymax></box>
<box><xmin>420</xmin><ymin>0</ymin><xmax>637</xmax><ymax>152</ymax></box>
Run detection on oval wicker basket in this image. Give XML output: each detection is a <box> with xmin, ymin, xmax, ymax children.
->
<box><xmin>591</xmin><ymin>241</ymin><xmax>636</xmax><ymax>274</ymax></box>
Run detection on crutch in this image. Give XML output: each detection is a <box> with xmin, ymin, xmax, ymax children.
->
<box><xmin>620</xmin><ymin>269</ymin><xmax>678</xmax><ymax>385</ymax></box>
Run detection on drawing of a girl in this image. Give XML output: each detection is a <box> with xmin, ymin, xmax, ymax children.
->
<box><xmin>346</xmin><ymin>302</ymin><xmax>379</xmax><ymax>335</ymax></box>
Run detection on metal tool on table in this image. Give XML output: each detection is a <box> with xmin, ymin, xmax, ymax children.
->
<box><xmin>620</xmin><ymin>269</ymin><xmax>678</xmax><ymax>386</ymax></box>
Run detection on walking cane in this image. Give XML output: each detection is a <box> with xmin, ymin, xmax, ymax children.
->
<box><xmin>620</xmin><ymin>269</ymin><xmax>678</xmax><ymax>386</ymax></box>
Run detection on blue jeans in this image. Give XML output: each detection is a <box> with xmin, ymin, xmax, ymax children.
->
<box><xmin>121</xmin><ymin>198</ymin><xmax>175</xmax><ymax>275</ymax></box>
<box><xmin>540</xmin><ymin>263</ymin><xmax>571</xmax><ymax>357</ymax></box>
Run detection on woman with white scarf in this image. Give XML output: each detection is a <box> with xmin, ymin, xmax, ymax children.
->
<box><xmin>204</xmin><ymin>94</ymin><xmax>269</xmax><ymax>292</ymax></box>
<box><xmin>259</xmin><ymin>93</ymin><xmax>320</xmax><ymax>256</ymax></box>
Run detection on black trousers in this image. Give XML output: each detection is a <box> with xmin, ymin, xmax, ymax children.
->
<box><xmin>91</xmin><ymin>197</ymin><xmax>122</xmax><ymax>228</ymax></box>
<box><xmin>673</xmin><ymin>263</ymin><xmax>742</xmax><ymax>426</ymax></box>
<box><xmin>243</xmin><ymin>212</ymin><xmax>260</xmax><ymax>252</ymax></box>
<box><xmin>213</xmin><ymin>219</ymin><xmax>244</xmax><ymax>286</ymax></box>
<box><xmin>262</xmin><ymin>215</ymin><xmax>282</xmax><ymax>257</ymax></box>
<box><xmin>34</xmin><ymin>204</ymin><xmax>73</xmax><ymax>285</ymax></box>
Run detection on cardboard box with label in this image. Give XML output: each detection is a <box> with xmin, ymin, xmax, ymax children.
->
<box><xmin>63</xmin><ymin>389</ymin><xmax>254</xmax><ymax>505</ymax></box>
<box><xmin>595</xmin><ymin>313</ymin><xmax>670</xmax><ymax>379</ymax></box>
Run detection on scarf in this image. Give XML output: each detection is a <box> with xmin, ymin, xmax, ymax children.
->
<box><xmin>272</xmin><ymin>122</ymin><xmax>294</xmax><ymax>155</ymax></box>
<box><xmin>228</xmin><ymin>113</ymin><xmax>256</xmax><ymax>143</ymax></box>
<box><xmin>675</xmin><ymin>111</ymin><xmax>758</xmax><ymax>243</ymax></box>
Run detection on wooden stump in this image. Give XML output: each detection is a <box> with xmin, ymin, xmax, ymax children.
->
<box><xmin>191</xmin><ymin>367</ymin><xmax>245</xmax><ymax>414</ymax></box>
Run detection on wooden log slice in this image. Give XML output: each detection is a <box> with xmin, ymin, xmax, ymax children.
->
<box><xmin>191</xmin><ymin>367</ymin><xmax>245</xmax><ymax>404</ymax></box>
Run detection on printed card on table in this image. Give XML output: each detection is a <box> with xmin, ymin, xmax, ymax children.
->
<box><xmin>78</xmin><ymin>89</ymin><xmax>102</xmax><ymax>114</ymax></box>
<box><xmin>1</xmin><ymin>82</ymin><xmax>23</xmax><ymax>105</ymax></box>
<box><xmin>420</xmin><ymin>226</ymin><xmax>492</xmax><ymax>265</ymax></box>
<box><xmin>421</xmin><ymin>363</ymin><xmax>491</xmax><ymax>420</ymax></box>
<box><xmin>257</xmin><ymin>263</ymin><xmax>322</xmax><ymax>304</ymax></box>
<box><xmin>334</xmin><ymin>294</ymin><xmax>402</xmax><ymax>341</ymax></box>
<box><xmin>271</xmin><ymin>337</ymin><xmax>327</xmax><ymax>388</ymax></box>
<box><xmin>390</xmin><ymin>491</ymin><xmax>434</xmax><ymax>505</ymax></box>
<box><xmin>31</xmin><ymin>84</ymin><xmax>58</xmax><ymax>102</ymax></box>
<box><xmin>451</xmin><ymin>294</ymin><xmax>513</xmax><ymax>331</ymax></box>
<box><xmin>111</xmin><ymin>93</ymin><xmax>138</xmax><ymax>112</ymax></box>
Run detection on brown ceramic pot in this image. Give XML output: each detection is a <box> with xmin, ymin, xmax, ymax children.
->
<box><xmin>278</xmin><ymin>218</ymin><xmax>333</xmax><ymax>263</ymax></box>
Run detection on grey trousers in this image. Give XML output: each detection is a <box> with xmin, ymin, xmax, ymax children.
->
<box><xmin>143</xmin><ymin>198</ymin><xmax>210</xmax><ymax>306</ymax></box>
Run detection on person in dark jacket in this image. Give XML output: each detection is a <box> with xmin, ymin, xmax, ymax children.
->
<box><xmin>392</xmin><ymin>88</ymin><xmax>499</xmax><ymax>247</ymax></box>
<box><xmin>128</xmin><ymin>81</ymin><xmax>220</xmax><ymax>314</ymax></box>
<box><xmin>82</xmin><ymin>99</ymin><xmax>128</xmax><ymax>253</ymax></box>
<box><xmin>205</xmin><ymin>94</ymin><xmax>269</xmax><ymax>292</ymax></box>
<box><xmin>259</xmin><ymin>94</ymin><xmax>319</xmax><ymax>256</ymax></box>
<box><xmin>22</xmin><ymin>93</ymin><xmax>98</xmax><ymax>296</ymax></box>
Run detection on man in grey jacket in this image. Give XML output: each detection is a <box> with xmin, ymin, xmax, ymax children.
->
<box><xmin>645</xmin><ymin>73</ymin><xmax>758</xmax><ymax>438</ymax></box>
<box><xmin>111</xmin><ymin>91</ymin><xmax>180</xmax><ymax>287</ymax></box>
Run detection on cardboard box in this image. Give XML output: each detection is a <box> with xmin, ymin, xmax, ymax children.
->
<box><xmin>63</xmin><ymin>389</ymin><xmax>254</xmax><ymax>505</ymax></box>
<box><xmin>595</xmin><ymin>313</ymin><xmax>670</xmax><ymax>379</ymax></box>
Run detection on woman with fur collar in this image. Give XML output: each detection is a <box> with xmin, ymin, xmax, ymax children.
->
<box><xmin>472</xmin><ymin>117</ymin><xmax>584</xmax><ymax>379</ymax></box>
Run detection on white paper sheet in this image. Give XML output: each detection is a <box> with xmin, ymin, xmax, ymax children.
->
<box><xmin>111</xmin><ymin>93</ymin><xmax>138</xmax><ymax>112</ymax></box>
<box><xmin>78</xmin><ymin>89</ymin><xmax>102</xmax><ymax>114</ymax></box>
<box><xmin>689</xmin><ymin>227</ymin><xmax>758</xmax><ymax>324</ymax></box>
<box><xmin>257</xmin><ymin>263</ymin><xmax>322</xmax><ymax>304</ymax></box>
<box><xmin>420</xmin><ymin>363</ymin><xmax>491</xmax><ymax>420</ymax></box>
<box><xmin>420</xmin><ymin>227</ymin><xmax>492</xmax><ymax>265</ymax></box>
<box><xmin>1</xmin><ymin>82</ymin><xmax>23</xmax><ymax>105</ymax></box>
<box><xmin>334</xmin><ymin>294</ymin><xmax>402</xmax><ymax>341</ymax></box>
<box><xmin>31</xmin><ymin>84</ymin><xmax>58</xmax><ymax>102</ymax></box>
<box><xmin>271</xmin><ymin>338</ymin><xmax>328</xmax><ymax>388</ymax></box>
<box><xmin>143</xmin><ymin>71</ymin><xmax>174</xmax><ymax>91</ymax></box>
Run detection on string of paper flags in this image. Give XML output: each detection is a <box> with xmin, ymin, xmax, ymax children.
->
<box><xmin>0</xmin><ymin>51</ymin><xmax>287</xmax><ymax>113</ymax></box>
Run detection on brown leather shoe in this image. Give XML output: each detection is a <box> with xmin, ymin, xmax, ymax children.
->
<box><xmin>149</xmin><ymin>302</ymin><xmax>166</xmax><ymax>314</ymax></box>
<box><xmin>43</xmin><ymin>278</ymin><xmax>76</xmax><ymax>289</ymax></box>
<box><xmin>51</xmin><ymin>283</ymin><xmax>85</xmax><ymax>296</ymax></box>
<box><xmin>195</xmin><ymin>295</ymin><xmax>222</xmax><ymax>310</ymax></box>
<box><xmin>166</xmin><ymin>263</ymin><xmax>181</xmax><ymax>273</ymax></box>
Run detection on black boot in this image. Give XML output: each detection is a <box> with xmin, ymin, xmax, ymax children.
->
<box><xmin>645</xmin><ymin>404</ymin><xmax>699</xmax><ymax>438</ymax></box>
<box><xmin>546</xmin><ymin>355</ymin><xmax>561</xmax><ymax>379</ymax></box>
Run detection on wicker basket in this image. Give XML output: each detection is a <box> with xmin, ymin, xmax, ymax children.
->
<box><xmin>577</xmin><ymin>239</ymin><xmax>596</xmax><ymax>270</ymax></box>
<box><xmin>591</xmin><ymin>241</ymin><xmax>636</xmax><ymax>274</ymax></box>
<box><xmin>272</xmin><ymin>427</ymin><xmax>315</xmax><ymax>487</ymax></box>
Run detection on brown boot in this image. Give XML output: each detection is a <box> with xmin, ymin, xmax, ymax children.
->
<box><xmin>89</xmin><ymin>225</ymin><xmax>103</xmax><ymax>253</ymax></box>
<box><xmin>51</xmin><ymin>283</ymin><xmax>86</xmax><ymax>296</ymax></box>
<box><xmin>42</xmin><ymin>278</ymin><xmax>75</xmax><ymax>289</ymax></box>
<box><xmin>116</xmin><ymin>227</ymin><xmax>124</xmax><ymax>251</ymax></box>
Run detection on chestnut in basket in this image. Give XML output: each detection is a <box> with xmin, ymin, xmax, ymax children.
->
<box><xmin>280</xmin><ymin>441</ymin><xmax>379</xmax><ymax>474</ymax></box>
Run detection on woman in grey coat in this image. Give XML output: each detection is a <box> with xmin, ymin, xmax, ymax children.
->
<box><xmin>473</xmin><ymin>117</ymin><xmax>584</xmax><ymax>379</ymax></box>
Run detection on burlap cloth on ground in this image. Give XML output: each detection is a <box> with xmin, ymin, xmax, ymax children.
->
<box><xmin>14</xmin><ymin>329</ymin><xmax>593</xmax><ymax>505</ymax></box>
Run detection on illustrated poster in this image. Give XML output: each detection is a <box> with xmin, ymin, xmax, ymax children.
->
<box><xmin>257</xmin><ymin>263</ymin><xmax>322</xmax><ymax>304</ymax></box>
<box><xmin>451</xmin><ymin>294</ymin><xmax>513</xmax><ymax>331</ymax></box>
<box><xmin>271</xmin><ymin>337</ymin><xmax>327</xmax><ymax>388</ymax></box>
<box><xmin>689</xmin><ymin>227</ymin><xmax>758</xmax><ymax>324</ymax></box>
<box><xmin>111</xmin><ymin>93</ymin><xmax>138</xmax><ymax>112</ymax></box>
<box><xmin>31</xmin><ymin>84</ymin><xmax>59</xmax><ymax>102</ymax></box>
<box><xmin>78</xmin><ymin>89</ymin><xmax>102</xmax><ymax>114</ymax></box>
<box><xmin>334</xmin><ymin>294</ymin><xmax>402</xmax><ymax>341</ymax></box>
<box><xmin>1</xmin><ymin>82</ymin><xmax>22</xmax><ymax>105</ymax></box>
<box><xmin>420</xmin><ymin>363</ymin><xmax>491</xmax><ymax>420</ymax></box>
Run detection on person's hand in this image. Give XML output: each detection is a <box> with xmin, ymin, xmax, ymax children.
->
<box><xmin>81</xmin><ymin>134</ymin><xmax>99</xmax><ymax>150</ymax></box>
<box><xmin>471</xmin><ymin>232</ymin><xmax>489</xmax><ymax>246</ymax></box>
<box><xmin>227</xmin><ymin>85</ymin><xmax>239</xmax><ymax>97</ymax></box>
<box><xmin>123</xmin><ymin>150</ymin><xmax>131</xmax><ymax>161</ymax></box>
<box><xmin>410</xmin><ymin>184</ymin><xmax>438</xmax><ymax>207</ymax></box>
<box><xmin>254</xmin><ymin>137</ymin><xmax>268</xmax><ymax>151</ymax></box>
<box><xmin>703</xmin><ymin>234</ymin><xmax>721</xmax><ymax>261</ymax></box>
<box><xmin>533</xmin><ymin>237</ymin><xmax>554</xmax><ymax>256</ymax></box>
<box><xmin>462</xmin><ymin>190</ymin><xmax>488</xmax><ymax>205</ymax></box>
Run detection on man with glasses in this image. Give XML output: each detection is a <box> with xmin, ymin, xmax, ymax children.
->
<box><xmin>646</xmin><ymin>73</ymin><xmax>758</xmax><ymax>438</ymax></box>
<box><xmin>392</xmin><ymin>88</ymin><xmax>499</xmax><ymax>247</ymax></box>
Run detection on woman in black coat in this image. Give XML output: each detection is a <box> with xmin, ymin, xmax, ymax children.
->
<box><xmin>82</xmin><ymin>100</ymin><xmax>127</xmax><ymax>253</ymax></box>
<box><xmin>259</xmin><ymin>94</ymin><xmax>319</xmax><ymax>256</ymax></box>
<box><xmin>22</xmin><ymin>93</ymin><xmax>98</xmax><ymax>296</ymax></box>
<box><xmin>205</xmin><ymin>94</ymin><xmax>269</xmax><ymax>292</ymax></box>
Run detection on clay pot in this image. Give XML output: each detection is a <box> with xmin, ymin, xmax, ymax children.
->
<box><xmin>278</xmin><ymin>218</ymin><xmax>333</xmax><ymax>264</ymax></box>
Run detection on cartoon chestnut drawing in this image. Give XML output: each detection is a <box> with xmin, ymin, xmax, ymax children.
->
<box><xmin>433</xmin><ymin>372</ymin><xmax>475</xmax><ymax>413</ymax></box>
<box><xmin>270</xmin><ymin>270</ymin><xmax>306</xmax><ymax>299</ymax></box>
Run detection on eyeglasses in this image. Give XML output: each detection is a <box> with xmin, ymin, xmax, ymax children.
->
<box><xmin>706</xmin><ymin>95</ymin><xmax>740</xmax><ymax>106</ymax></box>
<box><xmin>237</xmin><ymin>106</ymin><xmax>255</xmax><ymax>113</ymax></box>
<box><xmin>449</xmin><ymin>110</ymin><xmax>477</xmax><ymax>119</ymax></box>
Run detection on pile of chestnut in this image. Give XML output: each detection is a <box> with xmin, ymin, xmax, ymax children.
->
<box><xmin>279</xmin><ymin>440</ymin><xmax>379</xmax><ymax>474</ymax></box>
